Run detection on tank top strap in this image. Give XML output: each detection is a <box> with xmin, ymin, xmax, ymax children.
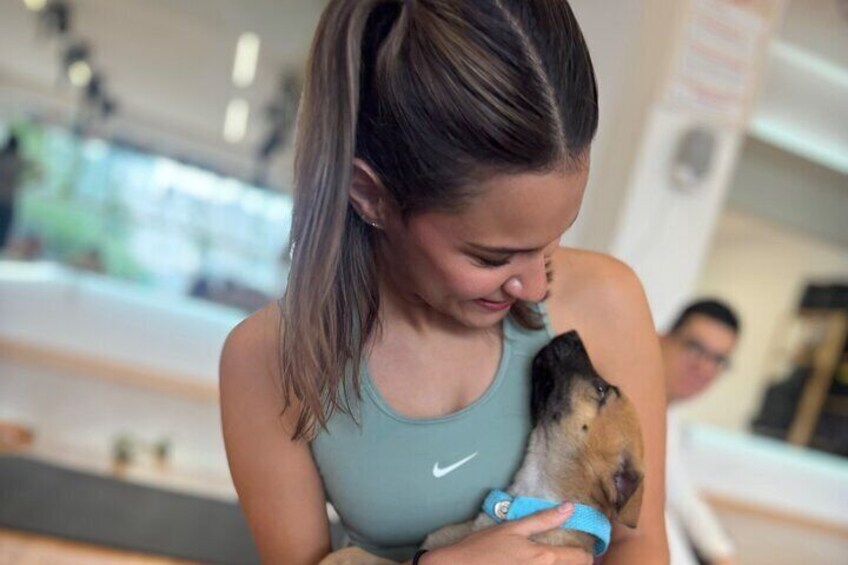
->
<box><xmin>503</xmin><ymin>301</ymin><xmax>556</xmax><ymax>358</ymax></box>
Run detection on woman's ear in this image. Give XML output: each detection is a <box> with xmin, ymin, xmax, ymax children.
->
<box><xmin>349</xmin><ymin>158</ymin><xmax>390</xmax><ymax>229</ymax></box>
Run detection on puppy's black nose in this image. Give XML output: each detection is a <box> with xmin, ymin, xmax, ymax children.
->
<box><xmin>531</xmin><ymin>331</ymin><xmax>596</xmax><ymax>426</ymax></box>
<box><xmin>534</xmin><ymin>331</ymin><xmax>591</xmax><ymax>368</ymax></box>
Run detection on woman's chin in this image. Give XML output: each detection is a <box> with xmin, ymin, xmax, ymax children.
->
<box><xmin>454</xmin><ymin>302</ymin><xmax>511</xmax><ymax>328</ymax></box>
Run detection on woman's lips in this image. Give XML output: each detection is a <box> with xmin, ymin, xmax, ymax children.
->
<box><xmin>475</xmin><ymin>298</ymin><xmax>514</xmax><ymax>311</ymax></box>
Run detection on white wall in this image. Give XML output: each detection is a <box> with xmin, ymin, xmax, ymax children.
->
<box><xmin>609</xmin><ymin>112</ymin><xmax>745</xmax><ymax>328</ymax></box>
<box><xmin>565</xmin><ymin>0</ymin><xmax>685</xmax><ymax>253</ymax></box>
<box><xmin>564</xmin><ymin>0</ymin><xmax>648</xmax><ymax>249</ymax></box>
<box><xmin>727</xmin><ymin>138</ymin><xmax>848</xmax><ymax>246</ymax></box>
<box><xmin>565</xmin><ymin>0</ymin><xmax>785</xmax><ymax>329</ymax></box>
<box><xmin>677</xmin><ymin>209</ymin><xmax>848</xmax><ymax>430</ymax></box>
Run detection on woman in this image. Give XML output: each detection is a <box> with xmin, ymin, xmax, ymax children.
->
<box><xmin>221</xmin><ymin>1</ymin><xmax>668</xmax><ymax>563</ymax></box>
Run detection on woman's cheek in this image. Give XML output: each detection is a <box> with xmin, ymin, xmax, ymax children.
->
<box><xmin>441</xmin><ymin>263</ymin><xmax>504</xmax><ymax>298</ymax></box>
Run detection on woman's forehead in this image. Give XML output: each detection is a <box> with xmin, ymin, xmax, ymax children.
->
<box><xmin>412</xmin><ymin>168</ymin><xmax>588</xmax><ymax>246</ymax></box>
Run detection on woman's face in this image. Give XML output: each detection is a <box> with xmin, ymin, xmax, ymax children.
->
<box><xmin>377</xmin><ymin>167</ymin><xmax>588</xmax><ymax>328</ymax></box>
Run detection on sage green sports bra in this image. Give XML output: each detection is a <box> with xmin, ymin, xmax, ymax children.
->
<box><xmin>311</xmin><ymin>306</ymin><xmax>555</xmax><ymax>561</ymax></box>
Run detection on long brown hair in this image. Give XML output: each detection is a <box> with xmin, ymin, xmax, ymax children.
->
<box><xmin>281</xmin><ymin>0</ymin><xmax>598</xmax><ymax>439</ymax></box>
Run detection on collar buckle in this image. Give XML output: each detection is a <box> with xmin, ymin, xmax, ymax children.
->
<box><xmin>493</xmin><ymin>500</ymin><xmax>511</xmax><ymax>520</ymax></box>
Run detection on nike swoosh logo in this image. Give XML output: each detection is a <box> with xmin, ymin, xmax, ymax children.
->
<box><xmin>432</xmin><ymin>452</ymin><xmax>478</xmax><ymax>478</ymax></box>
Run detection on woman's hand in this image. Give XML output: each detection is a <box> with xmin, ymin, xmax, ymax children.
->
<box><xmin>423</xmin><ymin>504</ymin><xmax>593</xmax><ymax>565</ymax></box>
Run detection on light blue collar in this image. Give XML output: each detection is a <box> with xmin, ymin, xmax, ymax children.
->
<box><xmin>482</xmin><ymin>490</ymin><xmax>611</xmax><ymax>556</ymax></box>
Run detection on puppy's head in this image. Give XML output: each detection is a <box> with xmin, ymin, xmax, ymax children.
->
<box><xmin>531</xmin><ymin>331</ymin><xmax>645</xmax><ymax>528</ymax></box>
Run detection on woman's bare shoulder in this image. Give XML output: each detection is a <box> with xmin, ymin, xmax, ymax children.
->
<box><xmin>223</xmin><ymin>300</ymin><xmax>283</xmax><ymax>357</ymax></box>
<box><xmin>546</xmin><ymin>247</ymin><xmax>647</xmax><ymax>328</ymax></box>
<box><xmin>220</xmin><ymin>301</ymin><xmax>283</xmax><ymax>392</ymax></box>
<box><xmin>219</xmin><ymin>300</ymin><xmax>294</xmax><ymax>432</ymax></box>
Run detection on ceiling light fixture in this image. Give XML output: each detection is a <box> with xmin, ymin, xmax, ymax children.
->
<box><xmin>223</xmin><ymin>98</ymin><xmax>250</xmax><ymax>143</ymax></box>
<box><xmin>232</xmin><ymin>32</ymin><xmax>260</xmax><ymax>88</ymax></box>
<box><xmin>23</xmin><ymin>0</ymin><xmax>47</xmax><ymax>11</ymax></box>
<box><xmin>68</xmin><ymin>60</ymin><xmax>92</xmax><ymax>87</ymax></box>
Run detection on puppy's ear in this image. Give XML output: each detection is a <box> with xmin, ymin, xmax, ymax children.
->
<box><xmin>608</xmin><ymin>455</ymin><xmax>644</xmax><ymax>528</ymax></box>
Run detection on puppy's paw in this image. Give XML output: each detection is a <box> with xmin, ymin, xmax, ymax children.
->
<box><xmin>319</xmin><ymin>546</ymin><xmax>396</xmax><ymax>565</ymax></box>
<box><xmin>530</xmin><ymin>528</ymin><xmax>590</xmax><ymax>551</ymax></box>
<box><xmin>422</xmin><ymin>520</ymin><xmax>475</xmax><ymax>550</ymax></box>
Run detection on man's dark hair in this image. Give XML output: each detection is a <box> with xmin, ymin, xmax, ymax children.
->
<box><xmin>670</xmin><ymin>299</ymin><xmax>740</xmax><ymax>335</ymax></box>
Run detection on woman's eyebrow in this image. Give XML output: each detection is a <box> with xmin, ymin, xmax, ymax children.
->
<box><xmin>466</xmin><ymin>242</ymin><xmax>543</xmax><ymax>254</ymax></box>
<box><xmin>465</xmin><ymin>211</ymin><xmax>579</xmax><ymax>255</ymax></box>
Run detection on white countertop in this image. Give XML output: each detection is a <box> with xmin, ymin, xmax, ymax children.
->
<box><xmin>0</xmin><ymin>259</ymin><xmax>247</xmax><ymax>384</ymax></box>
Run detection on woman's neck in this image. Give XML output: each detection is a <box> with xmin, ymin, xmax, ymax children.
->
<box><xmin>372</xmin><ymin>252</ymin><xmax>492</xmax><ymax>341</ymax></box>
<box><xmin>376</xmin><ymin>268</ymin><xmax>455</xmax><ymax>336</ymax></box>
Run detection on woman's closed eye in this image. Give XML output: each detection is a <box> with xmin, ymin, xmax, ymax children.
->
<box><xmin>474</xmin><ymin>255</ymin><xmax>512</xmax><ymax>268</ymax></box>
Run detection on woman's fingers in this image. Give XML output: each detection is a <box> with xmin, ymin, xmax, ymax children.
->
<box><xmin>505</xmin><ymin>503</ymin><xmax>574</xmax><ymax>537</ymax></box>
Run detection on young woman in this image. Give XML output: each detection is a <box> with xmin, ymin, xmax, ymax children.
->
<box><xmin>220</xmin><ymin>1</ymin><xmax>668</xmax><ymax>563</ymax></box>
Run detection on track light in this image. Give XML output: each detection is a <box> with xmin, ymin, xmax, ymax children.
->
<box><xmin>68</xmin><ymin>60</ymin><xmax>92</xmax><ymax>87</ymax></box>
<box><xmin>23</xmin><ymin>0</ymin><xmax>47</xmax><ymax>11</ymax></box>
<box><xmin>232</xmin><ymin>32</ymin><xmax>260</xmax><ymax>88</ymax></box>
<box><xmin>62</xmin><ymin>41</ymin><xmax>89</xmax><ymax>70</ymax></box>
<box><xmin>223</xmin><ymin>98</ymin><xmax>250</xmax><ymax>143</ymax></box>
<box><xmin>39</xmin><ymin>1</ymin><xmax>70</xmax><ymax>36</ymax></box>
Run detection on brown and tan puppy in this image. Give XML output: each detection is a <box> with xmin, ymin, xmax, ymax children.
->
<box><xmin>321</xmin><ymin>331</ymin><xmax>644</xmax><ymax>564</ymax></box>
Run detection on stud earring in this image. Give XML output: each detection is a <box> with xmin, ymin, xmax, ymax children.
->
<box><xmin>358</xmin><ymin>214</ymin><xmax>382</xmax><ymax>230</ymax></box>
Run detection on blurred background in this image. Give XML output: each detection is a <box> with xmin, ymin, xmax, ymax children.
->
<box><xmin>0</xmin><ymin>0</ymin><xmax>845</xmax><ymax>564</ymax></box>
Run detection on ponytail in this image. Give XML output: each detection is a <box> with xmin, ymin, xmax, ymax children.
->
<box><xmin>281</xmin><ymin>0</ymin><xmax>401</xmax><ymax>440</ymax></box>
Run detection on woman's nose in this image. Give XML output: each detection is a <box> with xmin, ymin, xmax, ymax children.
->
<box><xmin>503</xmin><ymin>256</ymin><xmax>548</xmax><ymax>302</ymax></box>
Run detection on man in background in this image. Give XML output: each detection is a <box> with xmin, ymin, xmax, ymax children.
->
<box><xmin>661</xmin><ymin>299</ymin><xmax>741</xmax><ymax>565</ymax></box>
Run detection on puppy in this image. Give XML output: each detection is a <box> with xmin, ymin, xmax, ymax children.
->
<box><xmin>321</xmin><ymin>331</ymin><xmax>644</xmax><ymax>564</ymax></box>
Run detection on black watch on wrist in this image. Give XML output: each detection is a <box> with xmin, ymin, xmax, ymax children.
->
<box><xmin>412</xmin><ymin>549</ymin><xmax>429</xmax><ymax>564</ymax></box>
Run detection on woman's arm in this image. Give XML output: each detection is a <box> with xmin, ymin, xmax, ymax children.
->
<box><xmin>220</xmin><ymin>304</ymin><xmax>332</xmax><ymax>564</ymax></box>
<box><xmin>549</xmin><ymin>249</ymin><xmax>669</xmax><ymax>564</ymax></box>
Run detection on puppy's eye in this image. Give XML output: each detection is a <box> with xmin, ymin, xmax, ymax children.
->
<box><xmin>593</xmin><ymin>378</ymin><xmax>610</xmax><ymax>400</ymax></box>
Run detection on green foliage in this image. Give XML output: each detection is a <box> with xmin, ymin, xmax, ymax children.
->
<box><xmin>17</xmin><ymin>191</ymin><xmax>144</xmax><ymax>280</ymax></box>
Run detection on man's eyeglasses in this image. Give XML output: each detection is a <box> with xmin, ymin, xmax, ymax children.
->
<box><xmin>677</xmin><ymin>337</ymin><xmax>732</xmax><ymax>370</ymax></box>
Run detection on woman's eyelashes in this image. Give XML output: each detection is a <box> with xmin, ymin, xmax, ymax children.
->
<box><xmin>473</xmin><ymin>248</ymin><xmax>551</xmax><ymax>268</ymax></box>
<box><xmin>474</xmin><ymin>255</ymin><xmax>512</xmax><ymax>268</ymax></box>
